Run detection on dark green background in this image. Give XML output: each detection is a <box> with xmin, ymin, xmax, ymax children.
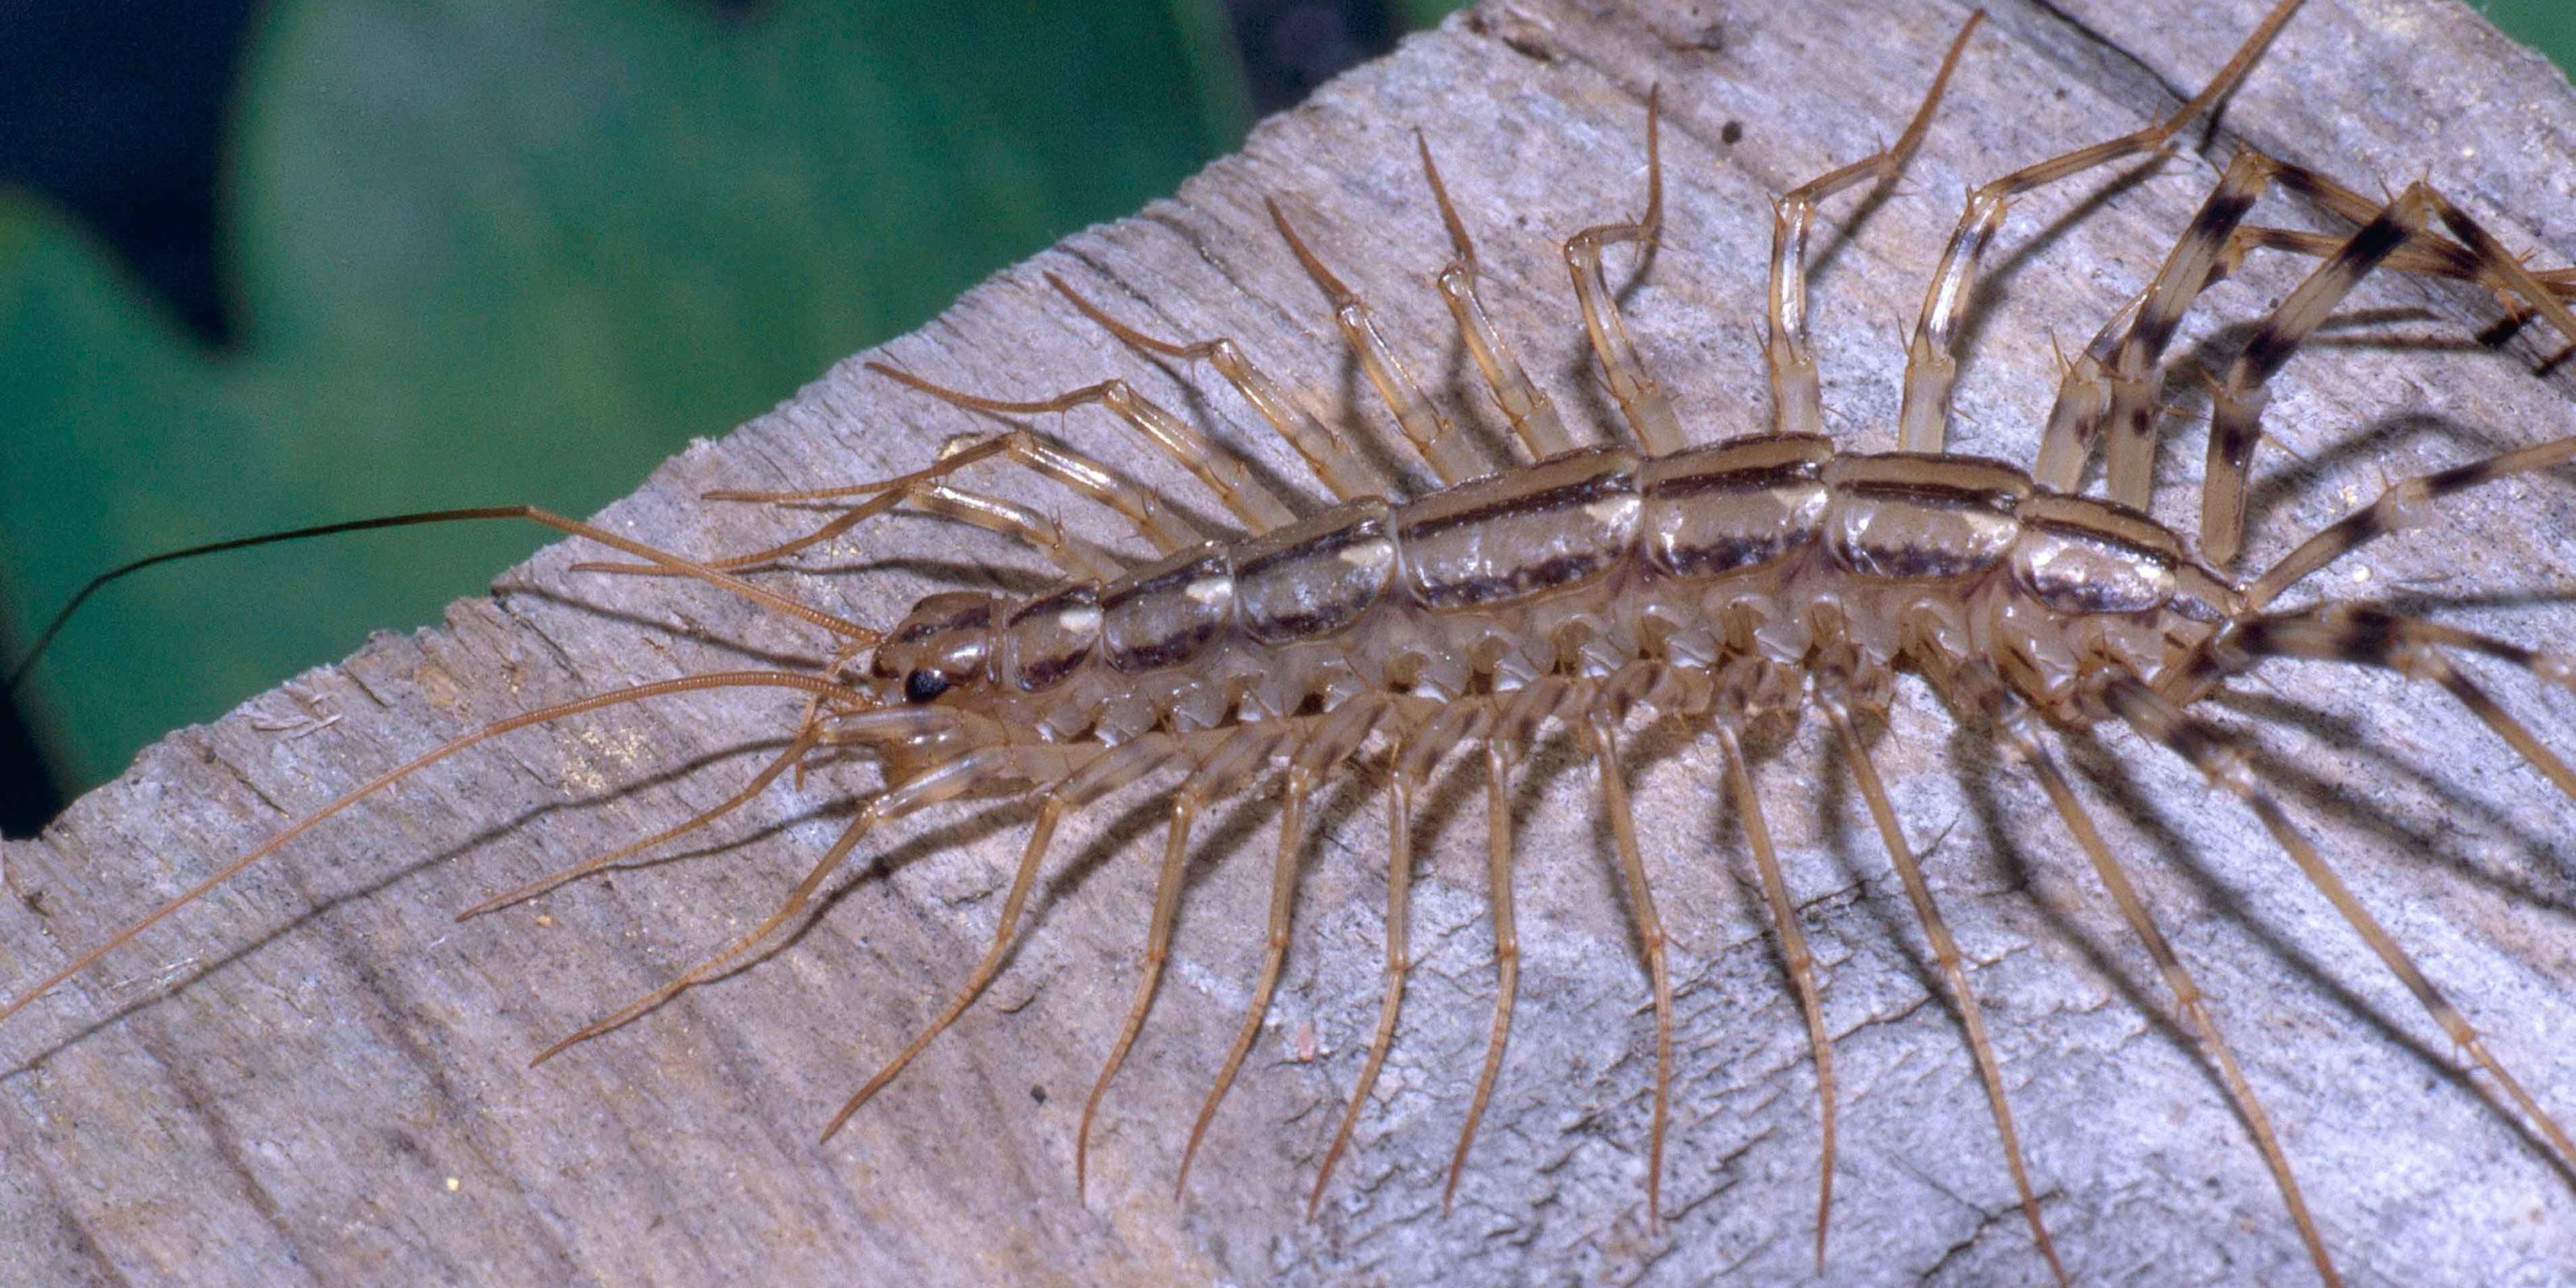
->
<box><xmin>1</xmin><ymin>0</ymin><xmax>2570</xmax><ymax>824</ymax></box>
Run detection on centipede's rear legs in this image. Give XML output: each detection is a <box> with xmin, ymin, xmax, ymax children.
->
<box><xmin>1765</xmin><ymin>13</ymin><xmax>1981</xmax><ymax>439</ymax></box>
<box><xmin>1926</xmin><ymin>655</ymin><xmax>2341</xmax><ymax>1286</ymax></box>
<box><xmin>1895</xmin><ymin>0</ymin><xmax>2303</xmax><ymax>454</ymax></box>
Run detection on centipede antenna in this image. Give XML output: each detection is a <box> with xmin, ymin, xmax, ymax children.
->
<box><xmin>0</xmin><ymin>671</ymin><xmax>868</xmax><ymax>1032</ymax></box>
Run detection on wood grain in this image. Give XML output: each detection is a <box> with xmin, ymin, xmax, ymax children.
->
<box><xmin>7</xmin><ymin>1</ymin><xmax>2576</xmax><ymax>1282</ymax></box>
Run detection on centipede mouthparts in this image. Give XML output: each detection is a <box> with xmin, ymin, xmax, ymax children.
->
<box><xmin>8</xmin><ymin>1</ymin><xmax>2576</xmax><ymax>1283</ymax></box>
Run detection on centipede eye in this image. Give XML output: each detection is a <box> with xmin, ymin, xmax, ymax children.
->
<box><xmin>903</xmin><ymin>670</ymin><xmax>952</xmax><ymax>704</ymax></box>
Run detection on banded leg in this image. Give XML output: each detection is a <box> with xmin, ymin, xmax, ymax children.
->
<box><xmin>2091</xmin><ymin>150</ymin><xmax>2279</xmax><ymax>504</ymax></box>
<box><xmin>1178</xmin><ymin>698</ymin><xmax>1390</xmax><ymax>1195</ymax></box>
<box><xmin>2237</xmin><ymin>430</ymin><xmax>2576</xmax><ymax>613</ymax></box>
<box><xmin>2202</xmin><ymin>176</ymin><xmax>2576</xmax><ymax>568</ymax></box>
<box><xmin>1926</xmin><ymin>655</ymin><xmax>2339</xmax><ymax>1286</ymax></box>
<box><xmin>527</xmin><ymin>741</ymin><xmax>1043</xmax><ymax>1067</ymax></box>
<box><xmin>1894</xmin><ymin>0</ymin><xmax>2302</xmax><ymax>452</ymax></box>
<box><xmin>1047</xmin><ymin>272</ymin><xmax>1381</xmax><ymax>502</ymax></box>
<box><xmin>821</xmin><ymin>735</ymin><xmax>1184</xmax><ymax>1140</ymax></box>
<box><xmin>1563</xmin><ymin>88</ymin><xmax>1687</xmax><ymax>455</ymax></box>
<box><xmin>1768</xmin><ymin>14</ymin><xmax>1982</xmax><ymax>438</ymax></box>
<box><xmin>1823</xmin><ymin>698</ymin><xmax>2066</xmax><ymax>1286</ymax></box>
<box><xmin>2101</xmin><ymin>672</ymin><xmax>2576</xmax><ymax>1174</ymax></box>
<box><xmin>872</xmin><ymin>361</ymin><xmax>1299</xmax><ymax>531</ymax></box>
<box><xmin>1711</xmin><ymin>719</ymin><xmax>1841</xmax><ymax>1263</ymax></box>
<box><xmin>2200</xmin><ymin>605</ymin><xmax>2576</xmax><ymax>805</ymax></box>
<box><xmin>1270</xmin><ymin>200</ymin><xmax>1491</xmax><ymax>485</ymax></box>
<box><xmin>1582</xmin><ymin>708</ymin><xmax>1675</xmax><ymax>1229</ymax></box>
<box><xmin>1077</xmin><ymin>726</ymin><xmax>1286</xmax><ymax>1197</ymax></box>
<box><xmin>1418</xmin><ymin>135</ymin><xmax>1575</xmax><ymax>459</ymax></box>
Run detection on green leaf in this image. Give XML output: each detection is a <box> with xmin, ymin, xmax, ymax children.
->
<box><xmin>2</xmin><ymin>0</ymin><xmax>1236</xmax><ymax>792</ymax></box>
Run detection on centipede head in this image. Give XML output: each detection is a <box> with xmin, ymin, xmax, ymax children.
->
<box><xmin>844</xmin><ymin>591</ymin><xmax>1015</xmax><ymax>790</ymax></box>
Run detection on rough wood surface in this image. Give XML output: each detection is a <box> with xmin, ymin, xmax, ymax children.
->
<box><xmin>8</xmin><ymin>1</ymin><xmax>2576</xmax><ymax>1282</ymax></box>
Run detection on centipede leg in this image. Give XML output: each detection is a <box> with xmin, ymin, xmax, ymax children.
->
<box><xmin>2103</xmin><ymin>673</ymin><xmax>2576</xmax><ymax>1174</ymax></box>
<box><xmin>1076</xmin><ymin>727</ymin><xmax>1281</xmax><ymax>1198</ymax></box>
<box><xmin>1563</xmin><ymin>87</ymin><xmax>1686</xmax><ymax>456</ymax></box>
<box><xmin>2210</xmin><ymin>605</ymin><xmax>2576</xmax><ymax>802</ymax></box>
<box><xmin>1712</xmin><ymin>720</ymin><xmax>1840</xmax><ymax>1265</ymax></box>
<box><xmin>1309</xmin><ymin>761</ymin><xmax>1417</xmax><ymax>1216</ymax></box>
<box><xmin>1270</xmin><ymin>199</ymin><xmax>1490</xmax><ymax>485</ymax></box>
<box><xmin>1178</xmin><ymin>697</ymin><xmax>1389</xmax><ymax>1195</ymax></box>
<box><xmin>871</xmin><ymin>361</ymin><xmax>1297</xmax><ymax>530</ymax></box>
<box><xmin>1413</xmin><ymin>135</ymin><xmax>1573</xmax><ymax>460</ymax></box>
<box><xmin>1767</xmin><ymin>14</ymin><xmax>1981</xmax><ymax>439</ymax></box>
<box><xmin>0</xmin><ymin>670</ymin><xmax>874</xmax><ymax>1030</ymax></box>
<box><xmin>573</xmin><ymin>435</ymin><xmax>1133</xmax><ymax>581</ymax></box>
<box><xmin>1444</xmin><ymin>736</ymin><xmax>1524</xmax><ymax>1211</ymax></box>
<box><xmin>457</xmin><ymin>724</ymin><xmax>824</xmax><ymax>919</ymax></box>
<box><xmin>1894</xmin><ymin>0</ymin><xmax>2302</xmax><ymax>453</ymax></box>
<box><xmin>828</xmin><ymin>737</ymin><xmax>1185</xmax><ymax>1139</ymax></box>
<box><xmin>1824</xmin><ymin>700</ymin><xmax>2066</xmax><ymax>1286</ymax></box>
<box><xmin>1046</xmin><ymin>272</ymin><xmax>1381</xmax><ymax>502</ymax></box>
<box><xmin>1583</xmin><ymin>708</ymin><xmax>1674</xmax><ymax>1230</ymax></box>
<box><xmin>1928</xmin><ymin>656</ymin><xmax>2340</xmax><ymax>1286</ymax></box>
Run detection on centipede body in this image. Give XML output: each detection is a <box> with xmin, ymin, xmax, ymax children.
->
<box><xmin>7</xmin><ymin>0</ymin><xmax>2576</xmax><ymax>1284</ymax></box>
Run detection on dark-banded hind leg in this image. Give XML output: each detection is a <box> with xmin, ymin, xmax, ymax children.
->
<box><xmin>1177</xmin><ymin>698</ymin><xmax>1390</xmax><ymax>1196</ymax></box>
<box><xmin>1822</xmin><ymin>697</ymin><xmax>2066</xmax><ymax>1286</ymax></box>
<box><xmin>2101</xmin><ymin>672</ymin><xmax>2576</xmax><ymax>1176</ymax></box>
<box><xmin>1926</xmin><ymin>655</ymin><xmax>2339</xmax><ymax>1286</ymax></box>
<box><xmin>1046</xmin><ymin>272</ymin><xmax>1382</xmax><ymax>502</ymax></box>
<box><xmin>1767</xmin><ymin>14</ymin><xmax>1981</xmax><ymax>439</ymax></box>
<box><xmin>1894</xmin><ymin>0</ymin><xmax>2302</xmax><ymax>453</ymax></box>
<box><xmin>2200</xmin><ymin>178</ymin><xmax>2576</xmax><ymax>568</ymax></box>
<box><xmin>1564</xmin><ymin>88</ymin><xmax>1686</xmax><ymax>456</ymax></box>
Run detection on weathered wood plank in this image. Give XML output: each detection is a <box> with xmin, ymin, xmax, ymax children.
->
<box><xmin>7</xmin><ymin>1</ymin><xmax>2576</xmax><ymax>1282</ymax></box>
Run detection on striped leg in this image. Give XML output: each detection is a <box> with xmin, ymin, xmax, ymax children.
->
<box><xmin>2102</xmin><ymin>672</ymin><xmax>2576</xmax><ymax>1175</ymax></box>
<box><xmin>1928</xmin><ymin>655</ymin><xmax>2339</xmax><ymax>1286</ymax></box>
<box><xmin>1895</xmin><ymin>0</ymin><xmax>2302</xmax><ymax>453</ymax></box>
